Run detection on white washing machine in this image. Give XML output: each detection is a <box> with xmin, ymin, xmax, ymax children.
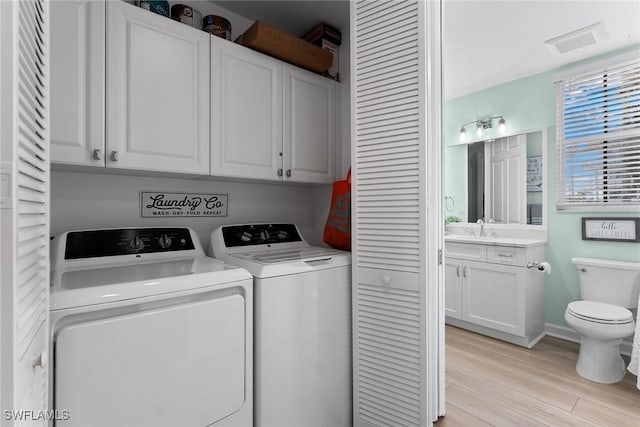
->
<box><xmin>50</xmin><ymin>227</ymin><xmax>253</xmax><ymax>427</ymax></box>
<box><xmin>208</xmin><ymin>223</ymin><xmax>352</xmax><ymax>427</ymax></box>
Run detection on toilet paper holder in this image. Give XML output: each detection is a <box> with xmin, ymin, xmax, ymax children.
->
<box><xmin>527</xmin><ymin>261</ymin><xmax>550</xmax><ymax>272</ymax></box>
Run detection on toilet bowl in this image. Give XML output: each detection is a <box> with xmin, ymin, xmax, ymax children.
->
<box><xmin>566</xmin><ymin>257</ymin><xmax>640</xmax><ymax>384</ymax></box>
<box><xmin>564</xmin><ymin>301</ymin><xmax>635</xmax><ymax>384</ymax></box>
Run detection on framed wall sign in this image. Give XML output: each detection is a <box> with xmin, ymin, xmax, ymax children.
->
<box><xmin>581</xmin><ymin>217</ymin><xmax>640</xmax><ymax>242</ymax></box>
<box><xmin>140</xmin><ymin>192</ymin><xmax>228</xmax><ymax>218</ymax></box>
<box><xmin>527</xmin><ymin>156</ymin><xmax>543</xmax><ymax>192</ymax></box>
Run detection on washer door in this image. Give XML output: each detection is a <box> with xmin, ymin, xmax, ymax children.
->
<box><xmin>55</xmin><ymin>294</ymin><xmax>246</xmax><ymax>427</ymax></box>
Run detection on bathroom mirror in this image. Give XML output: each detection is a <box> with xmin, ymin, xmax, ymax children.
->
<box><xmin>447</xmin><ymin>128</ymin><xmax>547</xmax><ymax>227</ymax></box>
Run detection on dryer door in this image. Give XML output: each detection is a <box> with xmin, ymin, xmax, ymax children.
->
<box><xmin>54</xmin><ymin>293</ymin><xmax>247</xmax><ymax>427</ymax></box>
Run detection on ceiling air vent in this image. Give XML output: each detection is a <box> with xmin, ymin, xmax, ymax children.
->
<box><xmin>544</xmin><ymin>22</ymin><xmax>605</xmax><ymax>54</ymax></box>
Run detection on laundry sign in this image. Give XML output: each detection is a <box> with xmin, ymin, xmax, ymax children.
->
<box><xmin>140</xmin><ymin>192</ymin><xmax>228</xmax><ymax>218</ymax></box>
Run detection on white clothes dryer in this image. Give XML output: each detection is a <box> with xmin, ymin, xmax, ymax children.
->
<box><xmin>50</xmin><ymin>227</ymin><xmax>253</xmax><ymax>427</ymax></box>
<box><xmin>209</xmin><ymin>223</ymin><xmax>352</xmax><ymax>427</ymax></box>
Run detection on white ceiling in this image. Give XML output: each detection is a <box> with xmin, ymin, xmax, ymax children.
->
<box><xmin>443</xmin><ymin>0</ymin><xmax>640</xmax><ymax>99</ymax></box>
<box><xmin>213</xmin><ymin>1</ymin><xmax>640</xmax><ymax>99</ymax></box>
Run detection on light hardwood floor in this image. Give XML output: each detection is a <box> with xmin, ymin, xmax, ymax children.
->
<box><xmin>438</xmin><ymin>326</ymin><xmax>640</xmax><ymax>427</ymax></box>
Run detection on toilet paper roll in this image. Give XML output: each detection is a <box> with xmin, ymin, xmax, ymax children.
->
<box><xmin>537</xmin><ymin>261</ymin><xmax>551</xmax><ymax>274</ymax></box>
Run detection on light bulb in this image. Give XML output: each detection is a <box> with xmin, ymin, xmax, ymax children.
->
<box><xmin>476</xmin><ymin>123</ymin><xmax>483</xmax><ymax>138</ymax></box>
<box><xmin>459</xmin><ymin>126</ymin><xmax>466</xmax><ymax>142</ymax></box>
<box><xmin>498</xmin><ymin>117</ymin><xmax>506</xmax><ymax>133</ymax></box>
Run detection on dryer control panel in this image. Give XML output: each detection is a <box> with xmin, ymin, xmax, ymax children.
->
<box><xmin>222</xmin><ymin>224</ymin><xmax>302</xmax><ymax>247</ymax></box>
<box><xmin>64</xmin><ymin>228</ymin><xmax>195</xmax><ymax>259</ymax></box>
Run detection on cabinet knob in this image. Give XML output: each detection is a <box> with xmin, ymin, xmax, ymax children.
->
<box><xmin>93</xmin><ymin>149</ymin><xmax>102</xmax><ymax>160</ymax></box>
<box><xmin>277</xmin><ymin>168</ymin><xmax>283</xmax><ymax>177</ymax></box>
<box><xmin>33</xmin><ymin>351</ymin><xmax>48</xmax><ymax>370</ymax></box>
<box><xmin>286</xmin><ymin>169</ymin><xmax>292</xmax><ymax>177</ymax></box>
<box><xmin>110</xmin><ymin>151</ymin><xmax>119</xmax><ymax>162</ymax></box>
<box><xmin>381</xmin><ymin>275</ymin><xmax>391</xmax><ymax>286</ymax></box>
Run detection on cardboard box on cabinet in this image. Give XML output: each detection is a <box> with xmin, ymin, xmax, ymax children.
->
<box><xmin>303</xmin><ymin>23</ymin><xmax>341</xmax><ymax>81</ymax></box>
<box><xmin>237</xmin><ymin>21</ymin><xmax>333</xmax><ymax>74</ymax></box>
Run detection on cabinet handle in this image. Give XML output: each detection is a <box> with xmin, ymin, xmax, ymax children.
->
<box><xmin>110</xmin><ymin>151</ymin><xmax>119</xmax><ymax>162</ymax></box>
<box><xmin>463</xmin><ymin>266</ymin><xmax>467</xmax><ymax>278</ymax></box>
<box><xmin>286</xmin><ymin>169</ymin><xmax>292</xmax><ymax>177</ymax></box>
<box><xmin>93</xmin><ymin>149</ymin><xmax>102</xmax><ymax>160</ymax></box>
<box><xmin>456</xmin><ymin>265</ymin><xmax>460</xmax><ymax>277</ymax></box>
<box><xmin>277</xmin><ymin>168</ymin><xmax>283</xmax><ymax>177</ymax></box>
<box><xmin>497</xmin><ymin>253</ymin><xmax>514</xmax><ymax>258</ymax></box>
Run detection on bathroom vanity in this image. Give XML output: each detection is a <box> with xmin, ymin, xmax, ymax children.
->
<box><xmin>444</xmin><ymin>233</ymin><xmax>547</xmax><ymax>348</ymax></box>
<box><xmin>444</xmin><ymin>127</ymin><xmax>549</xmax><ymax>348</ymax></box>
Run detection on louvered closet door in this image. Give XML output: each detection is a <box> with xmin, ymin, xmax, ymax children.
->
<box><xmin>0</xmin><ymin>0</ymin><xmax>51</xmax><ymax>415</ymax></box>
<box><xmin>351</xmin><ymin>0</ymin><xmax>443</xmax><ymax>426</ymax></box>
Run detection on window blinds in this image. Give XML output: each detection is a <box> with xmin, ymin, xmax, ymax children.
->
<box><xmin>556</xmin><ymin>54</ymin><xmax>640</xmax><ymax>209</ymax></box>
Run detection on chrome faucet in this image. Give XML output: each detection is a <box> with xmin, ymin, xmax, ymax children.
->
<box><xmin>477</xmin><ymin>219</ymin><xmax>486</xmax><ymax>238</ymax></box>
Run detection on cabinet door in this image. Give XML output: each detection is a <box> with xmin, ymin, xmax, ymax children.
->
<box><xmin>50</xmin><ymin>0</ymin><xmax>105</xmax><ymax>166</ymax></box>
<box><xmin>462</xmin><ymin>260</ymin><xmax>525</xmax><ymax>336</ymax></box>
<box><xmin>283</xmin><ymin>66</ymin><xmax>335</xmax><ymax>183</ymax></box>
<box><xmin>444</xmin><ymin>259</ymin><xmax>462</xmax><ymax>319</ymax></box>
<box><xmin>210</xmin><ymin>37</ymin><xmax>283</xmax><ymax>181</ymax></box>
<box><xmin>106</xmin><ymin>2</ymin><xmax>210</xmax><ymax>175</ymax></box>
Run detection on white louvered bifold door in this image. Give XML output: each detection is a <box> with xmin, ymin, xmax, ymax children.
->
<box><xmin>0</xmin><ymin>0</ymin><xmax>51</xmax><ymax>420</ymax></box>
<box><xmin>351</xmin><ymin>1</ymin><xmax>443</xmax><ymax>426</ymax></box>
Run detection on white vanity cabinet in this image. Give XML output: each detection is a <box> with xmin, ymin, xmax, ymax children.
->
<box><xmin>210</xmin><ymin>36</ymin><xmax>336</xmax><ymax>184</ymax></box>
<box><xmin>107</xmin><ymin>1</ymin><xmax>210</xmax><ymax>175</ymax></box>
<box><xmin>445</xmin><ymin>240</ymin><xmax>546</xmax><ymax>348</ymax></box>
<box><xmin>50</xmin><ymin>0</ymin><xmax>105</xmax><ymax>167</ymax></box>
<box><xmin>444</xmin><ymin>259</ymin><xmax>463</xmax><ymax>319</ymax></box>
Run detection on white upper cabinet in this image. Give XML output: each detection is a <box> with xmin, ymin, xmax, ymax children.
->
<box><xmin>211</xmin><ymin>37</ymin><xmax>336</xmax><ymax>184</ymax></box>
<box><xmin>283</xmin><ymin>66</ymin><xmax>335</xmax><ymax>184</ymax></box>
<box><xmin>50</xmin><ymin>0</ymin><xmax>105</xmax><ymax>166</ymax></box>
<box><xmin>50</xmin><ymin>1</ymin><xmax>336</xmax><ymax>182</ymax></box>
<box><xmin>211</xmin><ymin>37</ymin><xmax>283</xmax><ymax>181</ymax></box>
<box><xmin>106</xmin><ymin>1</ymin><xmax>210</xmax><ymax>175</ymax></box>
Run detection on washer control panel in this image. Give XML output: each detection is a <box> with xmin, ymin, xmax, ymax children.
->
<box><xmin>64</xmin><ymin>228</ymin><xmax>195</xmax><ymax>259</ymax></box>
<box><xmin>222</xmin><ymin>224</ymin><xmax>302</xmax><ymax>247</ymax></box>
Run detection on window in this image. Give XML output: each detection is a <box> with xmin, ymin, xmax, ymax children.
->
<box><xmin>555</xmin><ymin>52</ymin><xmax>640</xmax><ymax>210</ymax></box>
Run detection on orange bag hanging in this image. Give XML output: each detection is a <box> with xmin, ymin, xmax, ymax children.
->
<box><xmin>323</xmin><ymin>169</ymin><xmax>351</xmax><ymax>251</ymax></box>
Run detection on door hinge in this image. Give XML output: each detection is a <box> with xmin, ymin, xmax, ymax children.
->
<box><xmin>438</xmin><ymin>248</ymin><xmax>443</xmax><ymax>265</ymax></box>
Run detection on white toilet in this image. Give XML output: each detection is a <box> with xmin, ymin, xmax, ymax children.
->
<box><xmin>565</xmin><ymin>257</ymin><xmax>640</xmax><ymax>384</ymax></box>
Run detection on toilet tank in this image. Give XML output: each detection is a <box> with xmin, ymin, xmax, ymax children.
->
<box><xmin>573</xmin><ymin>257</ymin><xmax>640</xmax><ymax>308</ymax></box>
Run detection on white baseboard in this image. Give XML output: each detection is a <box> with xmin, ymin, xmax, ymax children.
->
<box><xmin>544</xmin><ymin>323</ymin><xmax>633</xmax><ymax>357</ymax></box>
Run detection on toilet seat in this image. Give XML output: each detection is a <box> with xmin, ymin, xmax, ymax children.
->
<box><xmin>567</xmin><ymin>301</ymin><xmax>633</xmax><ymax>325</ymax></box>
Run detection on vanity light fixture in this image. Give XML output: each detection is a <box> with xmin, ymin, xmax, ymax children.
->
<box><xmin>459</xmin><ymin>116</ymin><xmax>507</xmax><ymax>141</ymax></box>
<box><xmin>498</xmin><ymin>117</ymin><xmax>506</xmax><ymax>133</ymax></box>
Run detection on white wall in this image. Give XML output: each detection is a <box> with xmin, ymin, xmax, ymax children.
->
<box><xmin>51</xmin><ymin>171</ymin><xmax>323</xmax><ymax>248</ymax></box>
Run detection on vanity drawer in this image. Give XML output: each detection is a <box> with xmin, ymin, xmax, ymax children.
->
<box><xmin>487</xmin><ymin>246</ymin><xmax>526</xmax><ymax>266</ymax></box>
<box><xmin>445</xmin><ymin>243</ymin><xmax>486</xmax><ymax>261</ymax></box>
